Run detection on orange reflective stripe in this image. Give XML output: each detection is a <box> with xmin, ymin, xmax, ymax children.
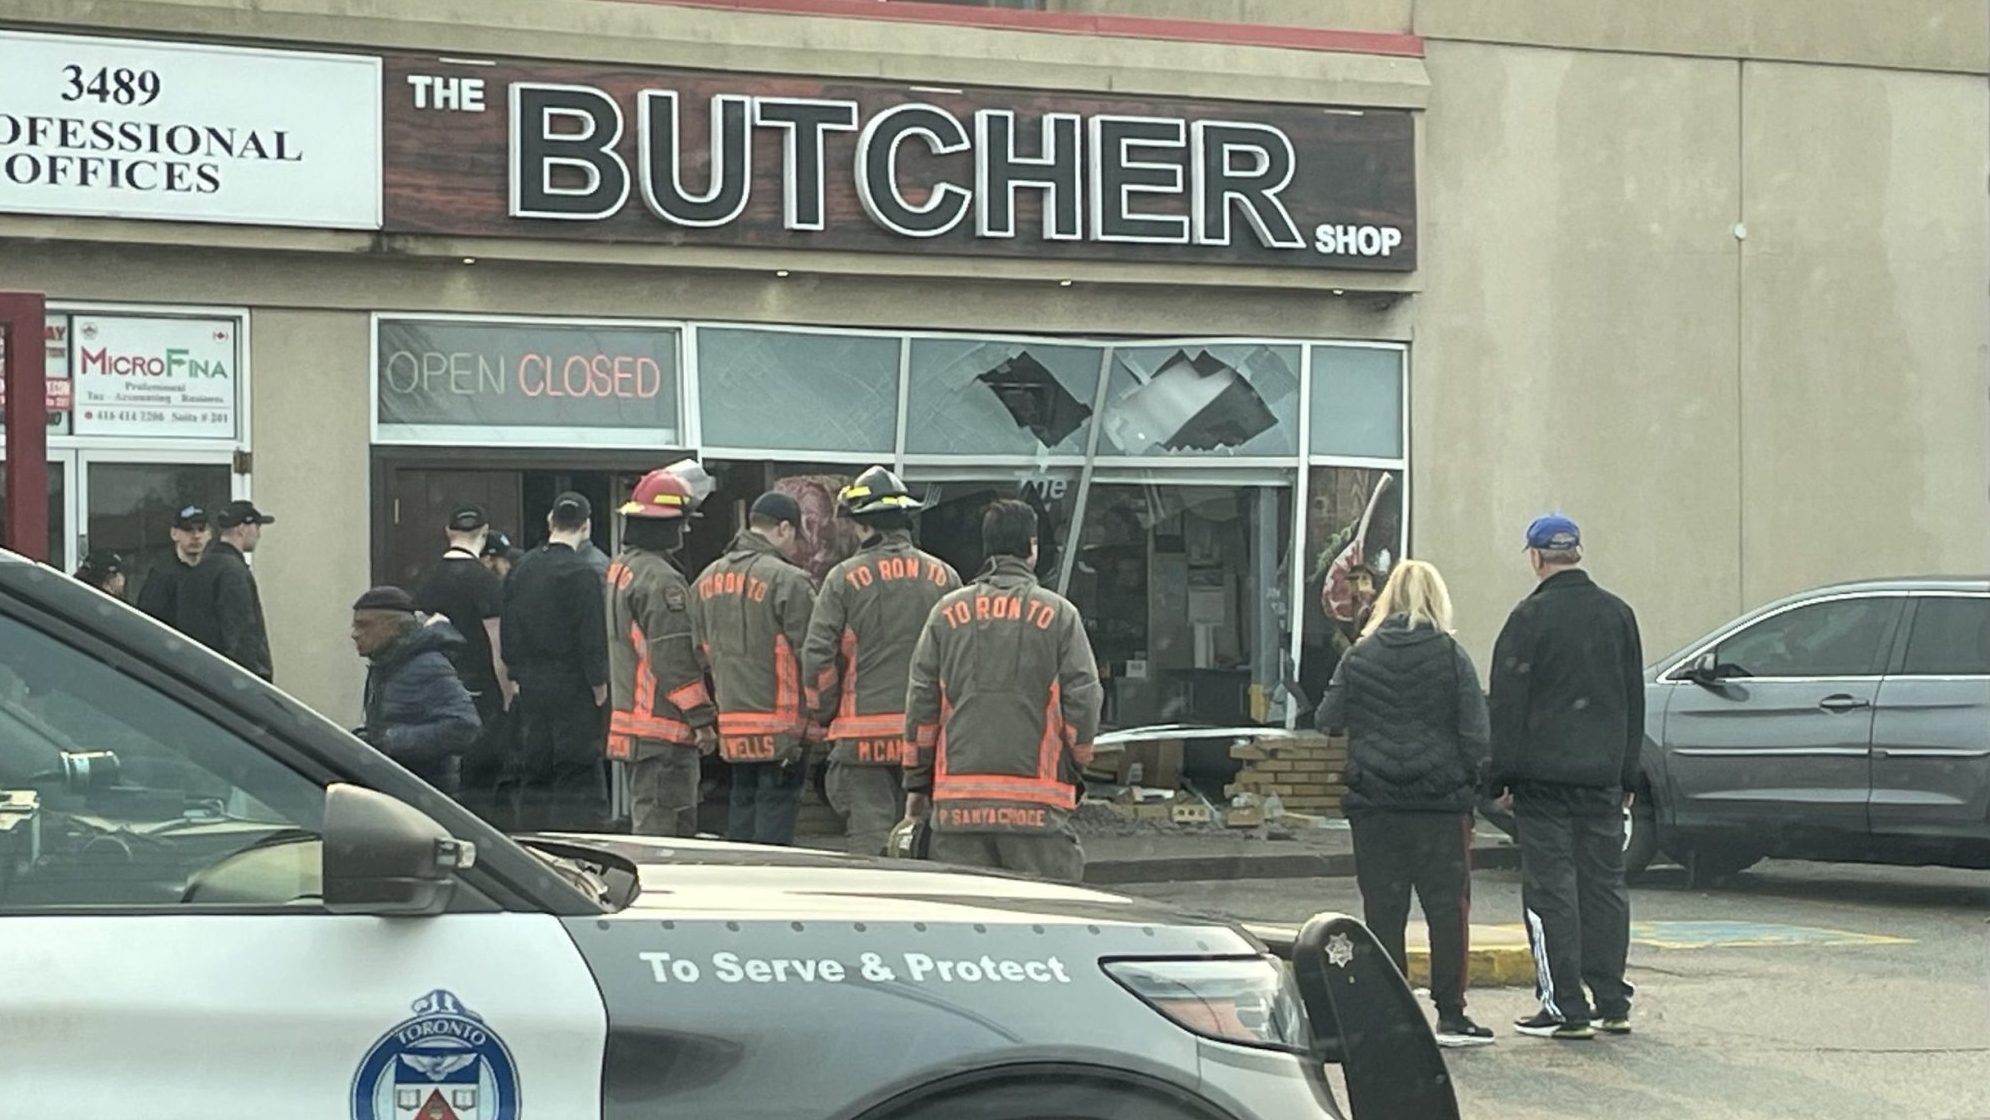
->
<box><xmin>606</xmin><ymin>733</ymin><xmax>633</xmax><ymax>761</ymax></box>
<box><xmin>1036</xmin><ymin>680</ymin><xmax>1063</xmax><ymax>785</ymax></box>
<box><xmin>611</xmin><ymin>710</ymin><xmax>694</xmax><ymax>742</ymax></box>
<box><xmin>838</xmin><ymin>629</ymin><xmax>859</xmax><ymax>722</ymax></box>
<box><xmin>718</xmin><ymin>711</ymin><xmax>802</xmax><ymax>734</ymax></box>
<box><xmin>829</xmin><ymin>712</ymin><xmax>905</xmax><ymax>739</ymax></box>
<box><xmin>666</xmin><ymin>680</ymin><xmax>709</xmax><ymax>711</ymax></box>
<box><xmin>933</xmin><ymin>782</ymin><xmax>1077</xmax><ymax>810</ymax></box>
<box><xmin>774</xmin><ymin>633</ymin><xmax>800</xmax><ymax>723</ymax></box>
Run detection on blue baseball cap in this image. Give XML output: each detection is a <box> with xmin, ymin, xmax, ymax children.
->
<box><xmin>1525</xmin><ymin>514</ymin><xmax>1581</xmax><ymax>551</ymax></box>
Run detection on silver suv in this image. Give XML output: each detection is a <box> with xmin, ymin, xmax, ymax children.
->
<box><xmin>1630</xmin><ymin>578</ymin><xmax>1990</xmax><ymax>881</ymax></box>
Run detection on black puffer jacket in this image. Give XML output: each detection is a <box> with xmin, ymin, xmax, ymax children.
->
<box><xmin>1316</xmin><ymin>615</ymin><xmax>1490</xmax><ymax>815</ymax></box>
<box><xmin>361</xmin><ymin>620</ymin><xmax>482</xmax><ymax>795</ymax></box>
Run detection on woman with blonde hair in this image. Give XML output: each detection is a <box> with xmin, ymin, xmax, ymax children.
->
<box><xmin>1318</xmin><ymin>558</ymin><xmax>1494</xmax><ymax>1047</ymax></box>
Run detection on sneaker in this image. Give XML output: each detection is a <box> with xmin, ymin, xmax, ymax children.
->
<box><xmin>1597</xmin><ymin>1017</ymin><xmax>1632</xmax><ymax>1035</ymax></box>
<box><xmin>1434</xmin><ymin>1015</ymin><xmax>1496</xmax><ymax>1048</ymax></box>
<box><xmin>1514</xmin><ymin>1011</ymin><xmax>1595</xmax><ymax>1040</ymax></box>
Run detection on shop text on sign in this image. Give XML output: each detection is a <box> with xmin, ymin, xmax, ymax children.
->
<box><xmin>383</xmin><ymin>56</ymin><xmax>1415</xmax><ymax>271</ymax></box>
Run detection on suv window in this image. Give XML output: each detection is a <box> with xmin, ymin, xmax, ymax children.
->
<box><xmin>0</xmin><ymin>612</ymin><xmax>324</xmax><ymax>909</ymax></box>
<box><xmin>1900</xmin><ymin>597</ymin><xmax>1990</xmax><ymax>676</ymax></box>
<box><xmin>1714</xmin><ymin>597</ymin><xmax>1899</xmax><ymax>679</ymax></box>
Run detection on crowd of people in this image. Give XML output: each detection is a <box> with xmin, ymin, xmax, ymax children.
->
<box><xmin>84</xmin><ymin>462</ymin><xmax>1104</xmax><ymax>883</ymax></box>
<box><xmin>79</xmin><ymin>477</ymin><xmax>1644</xmax><ymax>1041</ymax></box>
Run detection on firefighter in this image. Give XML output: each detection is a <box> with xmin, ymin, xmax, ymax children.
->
<box><xmin>607</xmin><ymin>468</ymin><xmax>718</xmax><ymax>837</ymax></box>
<box><xmin>690</xmin><ymin>491</ymin><xmax>819</xmax><ymax>846</ymax></box>
<box><xmin>904</xmin><ymin>499</ymin><xmax>1103</xmax><ymax>882</ymax></box>
<box><xmin>802</xmin><ymin>467</ymin><xmax>961</xmax><ymax>856</ymax></box>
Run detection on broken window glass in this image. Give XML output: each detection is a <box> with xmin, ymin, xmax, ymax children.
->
<box><xmin>1098</xmin><ymin>343</ymin><xmax>1301</xmax><ymax>456</ymax></box>
<box><xmin>697</xmin><ymin>327</ymin><xmax>898</xmax><ymax>452</ymax></box>
<box><xmin>903</xmin><ymin>338</ymin><xmax>1103</xmax><ymax>456</ymax></box>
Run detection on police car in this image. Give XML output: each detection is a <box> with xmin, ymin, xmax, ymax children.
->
<box><xmin>0</xmin><ymin>551</ymin><xmax>1457</xmax><ymax>1120</ymax></box>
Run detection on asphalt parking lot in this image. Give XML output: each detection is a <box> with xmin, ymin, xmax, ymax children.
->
<box><xmin>1123</xmin><ymin>860</ymin><xmax>1990</xmax><ymax>1120</ymax></box>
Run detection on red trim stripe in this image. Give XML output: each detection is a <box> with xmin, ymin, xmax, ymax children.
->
<box><xmin>638</xmin><ymin>0</ymin><xmax>1423</xmax><ymax>57</ymax></box>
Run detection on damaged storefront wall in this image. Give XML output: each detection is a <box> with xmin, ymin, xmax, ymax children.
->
<box><xmin>373</xmin><ymin>316</ymin><xmax>1408</xmax><ymax>736</ymax></box>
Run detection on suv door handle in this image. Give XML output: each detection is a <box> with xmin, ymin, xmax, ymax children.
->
<box><xmin>1818</xmin><ymin>694</ymin><xmax>1871</xmax><ymax>713</ymax></box>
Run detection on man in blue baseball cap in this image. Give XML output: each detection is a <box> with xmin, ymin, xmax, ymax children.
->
<box><xmin>1488</xmin><ymin>513</ymin><xmax>1645</xmax><ymax>1042</ymax></box>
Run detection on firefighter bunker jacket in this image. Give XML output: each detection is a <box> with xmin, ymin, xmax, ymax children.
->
<box><xmin>905</xmin><ymin>554</ymin><xmax>1104</xmax><ymax>835</ymax></box>
<box><xmin>803</xmin><ymin>530</ymin><xmax>961</xmax><ymax>767</ymax></box>
<box><xmin>691</xmin><ymin>530</ymin><xmax>818</xmax><ymax>764</ymax></box>
<box><xmin>606</xmin><ymin>547</ymin><xmax>715</xmax><ymax>760</ymax></box>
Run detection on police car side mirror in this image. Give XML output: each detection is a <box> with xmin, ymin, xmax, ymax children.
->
<box><xmin>322</xmin><ymin>783</ymin><xmax>475</xmax><ymax>917</ymax></box>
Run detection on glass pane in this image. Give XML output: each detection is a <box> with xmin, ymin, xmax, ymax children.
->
<box><xmin>904</xmin><ymin>338</ymin><xmax>1103</xmax><ymax>456</ymax></box>
<box><xmin>902</xmin><ymin>470</ymin><xmax>1080</xmax><ymax>588</ymax></box>
<box><xmin>1064</xmin><ymin>476</ymin><xmax>1294</xmax><ymax>729</ymax></box>
<box><xmin>0</xmin><ymin>611</ymin><xmax>324</xmax><ymax>908</ymax></box>
<box><xmin>1297</xmin><ymin>466</ymin><xmax>1405</xmax><ymax>707</ymax></box>
<box><xmin>0</xmin><ymin>460</ymin><xmax>67</xmax><ymax>569</ymax></box>
<box><xmin>1097</xmin><ymin>343</ymin><xmax>1301</xmax><ymax>457</ymax></box>
<box><xmin>1901</xmin><ymin>598</ymin><xmax>1990</xmax><ymax>676</ymax></box>
<box><xmin>1310</xmin><ymin>345</ymin><xmax>1404</xmax><ymax>459</ymax></box>
<box><xmin>698</xmin><ymin>328</ymin><xmax>898</xmax><ymax>452</ymax></box>
<box><xmin>85</xmin><ymin>462</ymin><xmax>233</xmax><ymax>605</ymax></box>
<box><xmin>1717</xmin><ymin>599</ymin><xmax>1900</xmax><ymax>678</ymax></box>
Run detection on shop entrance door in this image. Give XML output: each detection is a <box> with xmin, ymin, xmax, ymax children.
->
<box><xmin>382</xmin><ymin>468</ymin><xmax>525</xmax><ymax>589</ymax></box>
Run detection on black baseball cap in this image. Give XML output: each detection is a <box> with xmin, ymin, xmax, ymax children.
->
<box><xmin>171</xmin><ymin>505</ymin><xmax>208</xmax><ymax>530</ymax></box>
<box><xmin>212</xmin><ymin>500</ymin><xmax>274</xmax><ymax>529</ymax></box>
<box><xmin>750</xmin><ymin>491</ymin><xmax>802</xmax><ymax>527</ymax></box>
<box><xmin>480</xmin><ymin>530</ymin><xmax>515</xmax><ymax>558</ymax></box>
<box><xmin>77</xmin><ymin>551</ymin><xmax>124</xmax><ymax>580</ymax></box>
<box><xmin>448</xmin><ymin>505</ymin><xmax>488</xmax><ymax>532</ymax></box>
<box><xmin>551</xmin><ymin>491</ymin><xmax>592</xmax><ymax>520</ymax></box>
<box><xmin>352</xmin><ymin>586</ymin><xmax>418</xmax><ymax>613</ymax></box>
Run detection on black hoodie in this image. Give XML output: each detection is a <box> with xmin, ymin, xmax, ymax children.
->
<box><xmin>1317</xmin><ymin>614</ymin><xmax>1490</xmax><ymax>815</ymax></box>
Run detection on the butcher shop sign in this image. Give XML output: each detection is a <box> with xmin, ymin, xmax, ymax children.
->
<box><xmin>382</xmin><ymin>54</ymin><xmax>1415</xmax><ymax>272</ymax></box>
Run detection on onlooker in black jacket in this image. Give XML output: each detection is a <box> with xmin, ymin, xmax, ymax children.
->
<box><xmin>136</xmin><ymin>505</ymin><xmax>209</xmax><ymax>630</ymax></box>
<box><xmin>1318</xmin><ymin>558</ymin><xmax>1493</xmax><ymax>1048</ymax></box>
<box><xmin>499</xmin><ymin>493</ymin><xmax>611</xmax><ymax>831</ymax></box>
<box><xmin>177</xmin><ymin>500</ymin><xmax>275</xmax><ymax>681</ymax></box>
<box><xmin>1488</xmin><ymin>514</ymin><xmax>1644</xmax><ymax>1042</ymax></box>
<box><xmin>351</xmin><ymin>586</ymin><xmax>482</xmax><ymax>797</ymax></box>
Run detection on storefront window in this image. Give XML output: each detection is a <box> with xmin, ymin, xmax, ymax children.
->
<box><xmin>902</xmin><ymin>470</ymin><xmax>1079</xmax><ymax>586</ymax></box>
<box><xmin>1064</xmin><ymin>476</ymin><xmax>1293</xmax><ymax>729</ymax></box>
<box><xmin>1097</xmin><ymin>343</ymin><xmax>1302</xmax><ymax>458</ymax></box>
<box><xmin>1296</xmin><ymin>465</ymin><xmax>1405</xmax><ymax>708</ymax></box>
<box><xmin>697</xmin><ymin>327</ymin><xmax>898</xmax><ymax>453</ymax></box>
<box><xmin>1310</xmin><ymin>345</ymin><xmax>1404</xmax><ymax>459</ymax></box>
<box><xmin>903</xmin><ymin>338</ymin><xmax>1103</xmax><ymax>457</ymax></box>
<box><xmin>85</xmin><ymin>462</ymin><xmax>233</xmax><ymax>599</ymax></box>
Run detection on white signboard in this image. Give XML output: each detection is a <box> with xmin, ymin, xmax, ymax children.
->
<box><xmin>71</xmin><ymin>315</ymin><xmax>239</xmax><ymax>439</ymax></box>
<box><xmin>0</xmin><ymin>31</ymin><xmax>381</xmax><ymax>229</ymax></box>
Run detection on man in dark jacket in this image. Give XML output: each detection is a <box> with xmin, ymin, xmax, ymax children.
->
<box><xmin>904</xmin><ymin>500</ymin><xmax>1102</xmax><ymax>882</ymax></box>
<box><xmin>351</xmin><ymin>587</ymin><xmax>482</xmax><ymax>796</ymax></box>
<box><xmin>1488</xmin><ymin>515</ymin><xmax>1644</xmax><ymax>1041</ymax></box>
<box><xmin>500</xmin><ymin>492</ymin><xmax>612</xmax><ymax>831</ymax></box>
<box><xmin>136</xmin><ymin>505</ymin><xmax>208</xmax><ymax>629</ymax></box>
<box><xmin>177</xmin><ymin>500</ymin><xmax>275</xmax><ymax>681</ymax></box>
<box><xmin>690</xmin><ymin>492</ymin><xmax>818</xmax><ymax>846</ymax></box>
<box><xmin>803</xmin><ymin>467</ymin><xmax>961</xmax><ymax>855</ymax></box>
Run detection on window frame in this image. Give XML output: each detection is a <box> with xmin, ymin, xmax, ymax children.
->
<box><xmin>1889</xmin><ymin>592</ymin><xmax>1990</xmax><ymax>679</ymax></box>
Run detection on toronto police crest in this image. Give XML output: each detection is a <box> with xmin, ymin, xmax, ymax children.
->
<box><xmin>352</xmin><ymin>990</ymin><xmax>521</xmax><ymax>1120</ymax></box>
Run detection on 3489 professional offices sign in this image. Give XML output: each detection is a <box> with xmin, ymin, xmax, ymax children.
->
<box><xmin>0</xmin><ymin>31</ymin><xmax>381</xmax><ymax>228</ymax></box>
<box><xmin>382</xmin><ymin>54</ymin><xmax>1415</xmax><ymax>271</ymax></box>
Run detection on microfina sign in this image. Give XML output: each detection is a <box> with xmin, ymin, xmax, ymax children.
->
<box><xmin>382</xmin><ymin>57</ymin><xmax>1417</xmax><ymax>271</ymax></box>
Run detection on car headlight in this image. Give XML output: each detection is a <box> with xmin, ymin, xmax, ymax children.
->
<box><xmin>1103</xmin><ymin>957</ymin><xmax>1311</xmax><ymax>1053</ymax></box>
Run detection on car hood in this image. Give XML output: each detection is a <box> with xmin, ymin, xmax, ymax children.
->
<box><xmin>529</xmin><ymin>833</ymin><xmax>1254</xmax><ymax>936</ymax></box>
